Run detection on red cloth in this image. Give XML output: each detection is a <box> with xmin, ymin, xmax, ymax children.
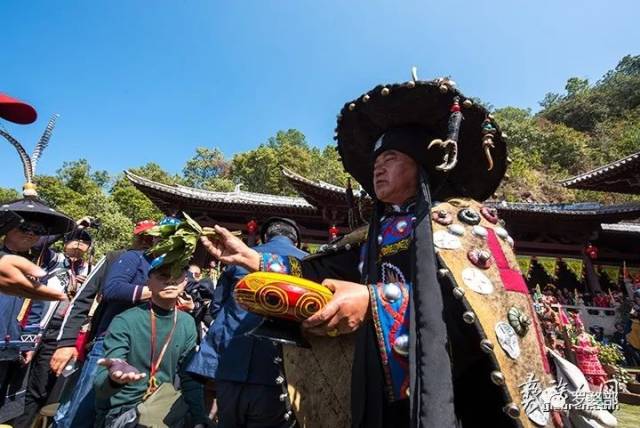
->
<box><xmin>486</xmin><ymin>229</ymin><xmax>528</xmax><ymax>294</ymax></box>
<box><xmin>574</xmin><ymin>334</ymin><xmax>608</xmax><ymax>386</ymax></box>
<box><xmin>74</xmin><ymin>330</ymin><xmax>90</xmax><ymax>362</ymax></box>
<box><xmin>0</xmin><ymin>92</ymin><xmax>37</xmax><ymax>124</ymax></box>
<box><xmin>133</xmin><ymin>219</ymin><xmax>157</xmax><ymax>235</ymax></box>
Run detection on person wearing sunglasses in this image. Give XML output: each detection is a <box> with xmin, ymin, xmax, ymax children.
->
<box><xmin>0</xmin><ymin>220</ymin><xmax>65</xmax><ymax>300</ymax></box>
<box><xmin>0</xmin><ymin>198</ymin><xmax>74</xmax><ymax>424</ymax></box>
<box><xmin>10</xmin><ymin>227</ymin><xmax>96</xmax><ymax>428</ymax></box>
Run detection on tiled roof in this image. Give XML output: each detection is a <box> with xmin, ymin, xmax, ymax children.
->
<box><xmin>489</xmin><ymin>201</ymin><xmax>640</xmax><ymax>216</ymax></box>
<box><xmin>125</xmin><ymin>171</ymin><xmax>313</xmax><ymax>208</ymax></box>
<box><xmin>559</xmin><ymin>151</ymin><xmax>640</xmax><ymax>194</ymax></box>
<box><xmin>600</xmin><ymin>223</ymin><xmax>640</xmax><ymax>233</ymax></box>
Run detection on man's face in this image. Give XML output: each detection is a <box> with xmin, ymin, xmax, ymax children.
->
<box><xmin>148</xmin><ymin>270</ymin><xmax>187</xmax><ymax>300</ymax></box>
<box><xmin>4</xmin><ymin>222</ymin><xmax>46</xmax><ymax>252</ymax></box>
<box><xmin>373</xmin><ymin>150</ymin><xmax>418</xmax><ymax>205</ymax></box>
<box><xmin>188</xmin><ymin>265</ymin><xmax>202</xmax><ymax>280</ymax></box>
<box><xmin>64</xmin><ymin>240</ymin><xmax>91</xmax><ymax>261</ymax></box>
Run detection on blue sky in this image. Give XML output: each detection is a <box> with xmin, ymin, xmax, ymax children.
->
<box><xmin>2</xmin><ymin>0</ymin><xmax>639</xmax><ymax>190</ymax></box>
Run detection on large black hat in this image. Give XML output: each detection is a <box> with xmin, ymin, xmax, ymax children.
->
<box><xmin>335</xmin><ymin>73</ymin><xmax>507</xmax><ymax>201</ymax></box>
<box><xmin>1</xmin><ymin>198</ymin><xmax>75</xmax><ymax>235</ymax></box>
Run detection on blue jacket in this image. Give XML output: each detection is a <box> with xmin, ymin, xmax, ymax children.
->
<box><xmin>95</xmin><ymin>250</ymin><xmax>150</xmax><ymax>336</ymax></box>
<box><xmin>187</xmin><ymin>236</ymin><xmax>307</xmax><ymax>385</ymax></box>
<box><xmin>0</xmin><ymin>247</ymin><xmax>59</xmax><ymax>344</ymax></box>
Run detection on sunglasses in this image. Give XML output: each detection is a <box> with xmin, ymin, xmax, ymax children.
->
<box><xmin>18</xmin><ymin>222</ymin><xmax>48</xmax><ymax>236</ymax></box>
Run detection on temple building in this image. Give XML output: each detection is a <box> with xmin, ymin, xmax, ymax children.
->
<box><xmin>128</xmin><ymin>151</ymin><xmax>640</xmax><ymax>334</ymax></box>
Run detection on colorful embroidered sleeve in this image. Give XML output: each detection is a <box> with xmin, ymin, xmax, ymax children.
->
<box><xmin>368</xmin><ymin>281</ymin><xmax>411</xmax><ymax>402</ymax></box>
<box><xmin>258</xmin><ymin>253</ymin><xmax>302</xmax><ymax>277</ymax></box>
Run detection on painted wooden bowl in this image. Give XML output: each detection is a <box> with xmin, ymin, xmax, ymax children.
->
<box><xmin>234</xmin><ymin>272</ymin><xmax>333</xmax><ymax>322</ymax></box>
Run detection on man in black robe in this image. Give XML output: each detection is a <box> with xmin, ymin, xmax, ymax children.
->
<box><xmin>201</xmin><ymin>76</ymin><xmax>542</xmax><ymax>428</ymax></box>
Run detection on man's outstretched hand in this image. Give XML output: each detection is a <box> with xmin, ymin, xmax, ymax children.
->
<box><xmin>98</xmin><ymin>358</ymin><xmax>146</xmax><ymax>384</ymax></box>
<box><xmin>0</xmin><ymin>254</ymin><xmax>65</xmax><ymax>300</ymax></box>
<box><xmin>200</xmin><ymin>225</ymin><xmax>260</xmax><ymax>271</ymax></box>
<box><xmin>302</xmin><ymin>279</ymin><xmax>370</xmax><ymax>336</ymax></box>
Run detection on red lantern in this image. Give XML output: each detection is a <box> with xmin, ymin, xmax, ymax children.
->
<box><xmin>247</xmin><ymin>219</ymin><xmax>258</xmax><ymax>234</ymax></box>
<box><xmin>585</xmin><ymin>243</ymin><xmax>598</xmax><ymax>260</ymax></box>
<box><xmin>328</xmin><ymin>225</ymin><xmax>339</xmax><ymax>240</ymax></box>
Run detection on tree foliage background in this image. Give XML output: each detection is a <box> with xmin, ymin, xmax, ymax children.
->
<box><xmin>1</xmin><ymin>55</ymin><xmax>639</xmax><ymax>255</ymax></box>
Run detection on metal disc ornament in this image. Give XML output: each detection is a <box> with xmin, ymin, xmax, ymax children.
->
<box><xmin>522</xmin><ymin>385</ymin><xmax>551</xmax><ymax>427</ymax></box>
<box><xmin>494</xmin><ymin>321</ymin><xmax>521</xmax><ymax>359</ymax></box>
<box><xmin>457</xmin><ymin>208</ymin><xmax>481</xmax><ymax>225</ymax></box>
<box><xmin>433</xmin><ymin>230</ymin><xmax>462</xmax><ymax>250</ymax></box>
<box><xmin>461</xmin><ymin>268</ymin><xmax>494</xmax><ymax>294</ymax></box>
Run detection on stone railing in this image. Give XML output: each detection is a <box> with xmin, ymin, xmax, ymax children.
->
<box><xmin>551</xmin><ymin>304</ymin><xmax>618</xmax><ymax>335</ymax></box>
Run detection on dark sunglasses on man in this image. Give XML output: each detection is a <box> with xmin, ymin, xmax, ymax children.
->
<box><xmin>18</xmin><ymin>222</ymin><xmax>48</xmax><ymax>236</ymax></box>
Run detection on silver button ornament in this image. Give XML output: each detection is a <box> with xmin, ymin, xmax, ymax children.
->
<box><xmin>382</xmin><ymin>283</ymin><xmax>402</xmax><ymax>303</ymax></box>
<box><xmin>269</xmin><ymin>263</ymin><xmax>283</xmax><ymax>272</ymax></box>
<box><xmin>490</xmin><ymin>371</ymin><xmax>505</xmax><ymax>385</ymax></box>
<box><xmin>471</xmin><ymin>225</ymin><xmax>488</xmax><ymax>239</ymax></box>
<box><xmin>495</xmin><ymin>227</ymin><xmax>509</xmax><ymax>240</ymax></box>
<box><xmin>447</xmin><ymin>223</ymin><xmax>465</xmax><ymax>236</ymax></box>
<box><xmin>393</xmin><ymin>334</ymin><xmax>409</xmax><ymax>356</ymax></box>
<box><xmin>503</xmin><ymin>403</ymin><xmax>520</xmax><ymax>419</ymax></box>
<box><xmin>452</xmin><ymin>287</ymin><xmax>465</xmax><ymax>299</ymax></box>
<box><xmin>463</xmin><ymin>311</ymin><xmax>476</xmax><ymax>324</ymax></box>
<box><xmin>396</xmin><ymin>220</ymin><xmax>408</xmax><ymax>233</ymax></box>
<box><xmin>480</xmin><ymin>339</ymin><xmax>494</xmax><ymax>354</ymax></box>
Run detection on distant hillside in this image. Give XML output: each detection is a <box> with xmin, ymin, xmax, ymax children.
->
<box><xmin>495</xmin><ymin>54</ymin><xmax>640</xmax><ymax>204</ymax></box>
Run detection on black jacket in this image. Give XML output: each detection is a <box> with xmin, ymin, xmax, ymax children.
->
<box><xmin>55</xmin><ymin>250</ymin><xmax>125</xmax><ymax>348</ymax></box>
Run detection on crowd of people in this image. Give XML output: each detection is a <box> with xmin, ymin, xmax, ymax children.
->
<box><xmin>534</xmin><ymin>281</ymin><xmax>640</xmax><ymax>373</ymax></box>
<box><xmin>536</xmin><ymin>283</ymin><xmax>630</xmax><ymax>309</ymax></box>
<box><xmin>0</xmin><ymin>201</ymin><xmax>307</xmax><ymax>427</ymax></box>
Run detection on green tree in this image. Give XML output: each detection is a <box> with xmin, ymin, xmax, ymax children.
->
<box><xmin>565</xmin><ymin>77</ymin><xmax>589</xmax><ymax>97</ymax></box>
<box><xmin>493</xmin><ymin>107</ymin><xmax>589</xmax><ymax>203</ymax></box>
<box><xmin>182</xmin><ymin>147</ymin><xmax>235</xmax><ymax>191</ymax></box>
<box><xmin>231</xmin><ymin>129</ymin><xmax>349</xmax><ymax>194</ymax></box>
<box><xmin>309</xmin><ymin>145</ymin><xmax>350</xmax><ymax>187</ymax></box>
<box><xmin>33</xmin><ymin>160</ymin><xmax>134</xmax><ymax>258</ymax></box>
<box><xmin>0</xmin><ymin>187</ymin><xmax>20</xmax><ymax>204</ymax></box>
<box><xmin>540</xmin><ymin>55</ymin><xmax>640</xmax><ymax>132</ymax></box>
<box><xmin>110</xmin><ymin>162</ymin><xmax>175</xmax><ymax>223</ymax></box>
